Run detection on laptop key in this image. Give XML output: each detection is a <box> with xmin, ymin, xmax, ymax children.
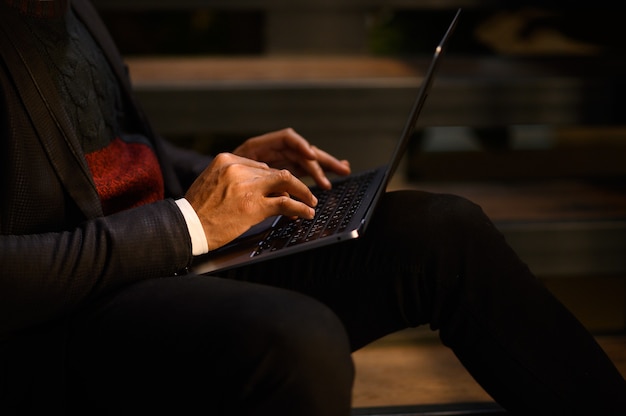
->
<box><xmin>253</xmin><ymin>170</ymin><xmax>375</xmax><ymax>257</ymax></box>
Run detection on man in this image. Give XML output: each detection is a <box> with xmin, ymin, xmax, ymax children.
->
<box><xmin>1</xmin><ymin>1</ymin><xmax>625</xmax><ymax>415</ymax></box>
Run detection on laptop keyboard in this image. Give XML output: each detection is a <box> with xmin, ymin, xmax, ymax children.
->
<box><xmin>252</xmin><ymin>169</ymin><xmax>376</xmax><ymax>257</ymax></box>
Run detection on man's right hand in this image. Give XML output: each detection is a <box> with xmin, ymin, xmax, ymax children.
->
<box><xmin>185</xmin><ymin>153</ymin><xmax>318</xmax><ymax>251</ymax></box>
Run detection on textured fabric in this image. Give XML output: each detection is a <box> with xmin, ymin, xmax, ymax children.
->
<box><xmin>66</xmin><ymin>276</ymin><xmax>354</xmax><ymax>416</ymax></box>
<box><xmin>22</xmin><ymin>7</ymin><xmax>123</xmax><ymax>153</ymax></box>
<box><xmin>20</xmin><ymin>5</ymin><xmax>166</xmax><ymax>214</ymax></box>
<box><xmin>56</xmin><ymin>191</ymin><xmax>626</xmax><ymax>416</ymax></box>
<box><xmin>4</xmin><ymin>0</ymin><xmax>69</xmax><ymax>18</ymax></box>
<box><xmin>0</xmin><ymin>0</ymin><xmax>204</xmax><ymax>335</ymax></box>
<box><xmin>0</xmin><ymin>10</ymin><xmax>207</xmax><ymax>416</ymax></box>
<box><xmin>222</xmin><ymin>191</ymin><xmax>626</xmax><ymax>415</ymax></box>
<box><xmin>85</xmin><ymin>137</ymin><xmax>165</xmax><ymax>215</ymax></box>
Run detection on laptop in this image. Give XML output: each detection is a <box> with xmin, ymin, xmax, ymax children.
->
<box><xmin>192</xmin><ymin>8</ymin><xmax>461</xmax><ymax>275</ymax></box>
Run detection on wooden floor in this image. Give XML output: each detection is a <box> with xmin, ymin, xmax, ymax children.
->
<box><xmin>351</xmin><ymin>327</ymin><xmax>626</xmax><ymax>411</ymax></box>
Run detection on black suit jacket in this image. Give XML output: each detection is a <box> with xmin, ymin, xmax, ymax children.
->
<box><xmin>0</xmin><ymin>1</ymin><xmax>212</xmax><ymax>411</ymax></box>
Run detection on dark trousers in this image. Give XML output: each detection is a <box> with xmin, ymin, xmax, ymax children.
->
<box><xmin>66</xmin><ymin>191</ymin><xmax>626</xmax><ymax>415</ymax></box>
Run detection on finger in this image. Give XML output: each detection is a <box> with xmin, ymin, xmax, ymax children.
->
<box><xmin>264</xmin><ymin>146</ymin><xmax>331</xmax><ymax>189</ymax></box>
<box><xmin>233</xmin><ymin>128</ymin><xmax>316</xmax><ymax>165</ymax></box>
<box><xmin>311</xmin><ymin>146</ymin><xmax>351</xmax><ymax>176</ymax></box>
<box><xmin>298</xmin><ymin>157</ymin><xmax>332</xmax><ymax>190</ymax></box>
<box><xmin>261</xmin><ymin>169</ymin><xmax>318</xmax><ymax>214</ymax></box>
<box><xmin>234</xmin><ymin>129</ymin><xmax>350</xmax><ymax>189</ymax></box>
<box><xmin>267</xmin><ymin>128</ymin><xmax>315</xmax><ymax>159</ymax></box>
<box><xmin>263</xmin><ymin>129</ymin><xmax>319</xmax><ymax>167</ymax></box>
<box><xmin>267</xmin><ymin>194</ymin><xmax>316</xmax><ymax>220</ymax></box>
<box><xmin>218</xmin><ymin>152</ymin><xmax>271</xmax><ymax>170</ymax></box>
<box><xmin>274</xmin><ymin>130</ymin><xmax>350</xmax><ymax>175</ymax></box>
<box><xmin>207</xmin><ymin>153</ymin><xmax>272</xmax><ymax>182</ymax></box>
<box><xmin>293</xmin><ymin>147</ymin><xmax>351</xmax><ymax>190</ymax></box>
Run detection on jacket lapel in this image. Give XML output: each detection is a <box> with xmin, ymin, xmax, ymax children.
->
<box><xmin>0</xmin><ymin>8</ymin><xmax>103</xmax><ymax>219</ymax></box>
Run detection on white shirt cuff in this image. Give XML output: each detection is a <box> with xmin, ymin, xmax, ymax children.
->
<box><xmin>175</xmin><ymin>198</ymin><xmax>209</xmax><ymax>256</ymax></box>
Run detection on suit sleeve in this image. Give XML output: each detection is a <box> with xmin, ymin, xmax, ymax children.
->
<box><xmin>0</xmin><ymin>199</ymin><xmax>194</xmax><ymax>338</ymax></box>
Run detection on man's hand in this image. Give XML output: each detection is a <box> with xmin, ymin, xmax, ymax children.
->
<box><xmin>185</xmin><ymin>153</ymin><xmax>318</xmax><ymax>251</ymax></box>
<box><xmin>233</xmin><ymin>128</ymin><xmax>351</xmax><ymax>190</ymax></box>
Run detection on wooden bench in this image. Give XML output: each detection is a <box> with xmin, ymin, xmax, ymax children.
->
<box><xmin>93</xmin><ymin>1</ymin><xmax>623</xmax><ymax>138</ymax></box>
<box><xmin>122</xmin><ymin>54</ymin><xmax>624</xmax><ymax>138</ymax></box>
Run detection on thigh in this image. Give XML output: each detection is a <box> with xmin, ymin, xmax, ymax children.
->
<box><xmin>221</xmin><ymin>190</ymin><xmax>466</xmax><ymax>350</ymax></box>
<box><xmin>66</xmin><ymin>275</ymin><xmax>353</xmax><ymax>415</ymax></box>
<box><xmin>224</xmin><ymin>190</ymin><xmax>626</xmax><ymax>415</ymax></box>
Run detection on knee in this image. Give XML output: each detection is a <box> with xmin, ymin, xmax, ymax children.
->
<box><xmin>237</xmin><ymin>292</ymin><xmax>355</xmax><ymax>413</ymax></box>
<box><xmin>258</xmin><ymin>293</ymin><xmax>354</xmax><ymax>379</ymax></box>
<box><xmin>380</xmin><ymin>190</ymin><xmax>494</xmax><ymax>245</ymax></box>
<box><xmin>425</xmin><ymin>192</ymin><xmax>492</xmax><ymax>235</ymax></box>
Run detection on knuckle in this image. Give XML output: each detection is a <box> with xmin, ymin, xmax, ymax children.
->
<box><xmin>276</xmin><ymin>195</ymin><xmax>291</xmax><ymax>210</ymax></box>
<box><xmin>220</xmin><ymin>163</ymin><xmax>238</xmax><ymax>178</ymax></box>
<box><xmin>213</xmin><ymin>152</ymin><xmax>233</xmax><ymax>165</ymax></box>
<box><xmin>213</xmin><ymin>152</ymin><xmax>229</xmax><ymax>161</ymax></box>
<box><xmin>276</xmin><ymin>168</ymin><xmax>293</xmax><ymax>182</ymax></box>
<box><xmin>222</xmin><ymin>159</ymin><xmax>249</xmax><ymax>178</ymax></box>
